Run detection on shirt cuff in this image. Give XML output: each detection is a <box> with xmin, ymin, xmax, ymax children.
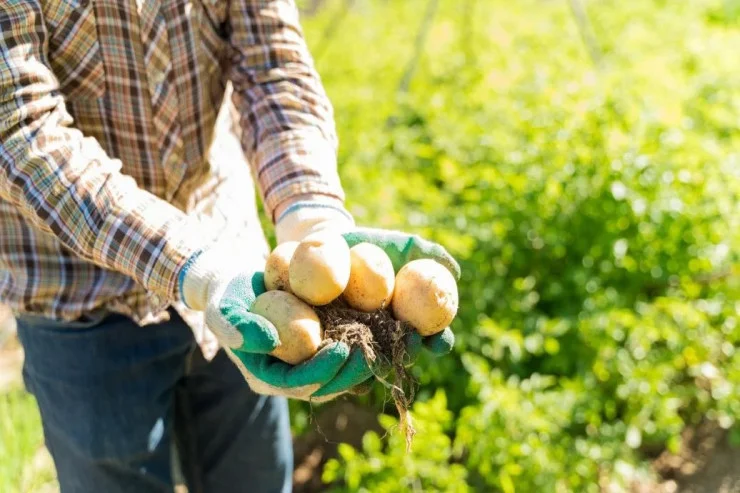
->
<box><xmin>93</xmin><ymin>188</ymin><xmax>221</xmax><ymax>303</ymax></box>
<box><xmin>254</xmin><ymin>131</ymin><xmax>345</xmax><ymax>220</ymax></box>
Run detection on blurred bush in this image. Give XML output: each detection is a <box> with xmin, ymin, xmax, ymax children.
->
<box><xmin>297</xmin><ymin>0</ymin><xmax>740</xmax><ymax>490</ymax></box>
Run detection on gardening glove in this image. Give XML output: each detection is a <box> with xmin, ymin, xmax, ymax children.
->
<box><xmin>178</xmin><ymin>243</ymin><xmax>367</xmax><ymax>402</ymax></box>
<box><xmin>275</xmin><ymin>200</ymin><xmax>460</xmax><ymax>361</ymax></box>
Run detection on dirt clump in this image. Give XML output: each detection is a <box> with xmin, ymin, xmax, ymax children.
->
<box><xmin>316</xmin><ymin>300</ymin><xmax>417</xmax><ymax>450</ymax></box>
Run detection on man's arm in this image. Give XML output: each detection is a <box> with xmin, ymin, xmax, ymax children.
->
<box><xmin>0</xmin><ymin>1</ymin><xmax>207</xmax><ymax>300</ymax></box>
<box><xmin>227</xmin><ymin>0</ymin><xmax>345</xmax><ymax>221</ymax></box>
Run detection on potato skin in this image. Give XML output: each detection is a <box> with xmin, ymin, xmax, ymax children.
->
<box><xmin>264</xmin><ymin>241</ymin><xmax>299</xmax><ymax>292</ymax></box>
<box><xmin>252</xmin><ymin>291</ymin><xmax>322</xmax><ymax>365</ymax></box>
<box><xmin>392</xmin><ymin>259</ymin><xmax>458</xmax><ymax>336</ymax></box>
<box><xmin>343</xmin><ymin>243</ymin><xmax>395</xmax><ymax>312</ymax></box>
<box><xmin>289</xmin><ymin>232</ymin><xmax>351</xmax><ymax>306</ymax></box>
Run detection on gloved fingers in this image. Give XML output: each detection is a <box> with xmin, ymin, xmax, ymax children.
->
<box><xmin>310</xmin><ymin>348</ymin><xmax>374</xmax><ymax>399</ymax></box>
<box><xmin>341</xmin><ymin>229</ymin><xmax>375</xmax><ymax>249</ymax></box>
<box><xmin>206</xmin><ymin>304</ymin><xmax>280</xmax><ymax>354</ymax></box>
<box><xmin>219</xmin><ymin>272</ymin><xmax>268</xmax><ymax>309</ymax></box>
<box><xmin>403</xmin><ymin>330</ymin><xmax>424</xmax><ymax>365</ymax></box>
<box><xmin>342</xmin><ymin>229</ymin><xmax>461</xmax><ymax>280</ymax></box>
<box><xmin>341</xmin><ymin>229</ymin><xmax>408</xmax><ymax>272</ymax></box>
<box><xmin>208</xmin><ymin>272</ymin><xmax>281</xmax><ymax>354</ymax></box>
<box><xmin>232</xmin><ymin>313</ymin><xmax>283</xmax><ymax>354</ymax></box>
<box><xmin>238</xmin><ymin>341</ymin><xmax>350</xmax><ymax>389</ymax></box>
<box><xmin>402</xmin><ymin>327</ymin><xmax>455</xmax><ymax>364</ymax></box>
<box><xmin>407</xmin><ymin>239</ymin><xmax>461</xmax><ymax>281</ymax></box>
<box><xmin>349</xmin><ymin>378</ymin><xmax>375</xmax><ymax>396</ymax></box>
<box><xmin>422</xmin><ymin>327</ymin><xmax>455</xmax><ymax>356</ymax></box>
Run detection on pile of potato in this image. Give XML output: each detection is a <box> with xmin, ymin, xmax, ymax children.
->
<box><xmin>254</xmin><ymin>232</ymin><xmax>459</xmax><ymax>365</ymax></box>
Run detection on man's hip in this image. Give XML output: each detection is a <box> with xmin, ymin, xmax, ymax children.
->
<box><xmin>16</xmin><ymin>310</ymin><xmax>292</xmax><ymax>493</ymax></box>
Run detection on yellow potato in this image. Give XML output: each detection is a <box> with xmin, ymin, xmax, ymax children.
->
<box><xmin>252</xmin><ymin>290</ymin><xmax>322</xmax><ymax>365</ymax></box>
<box><xmin>289</xmin><ymin>232</ymin><xmax>350</xmax><ymax>306</ymax></box>
<box><xmin>264</xmin><ymin>241</ymin><xmax>299</xmax><ymax>292</ymax></box>
<box><xmin>343</xmin><ymin>243</ymin><xmax>395</xmax><ymax>312</ymax></box>
<box><xmin>392</xmin><ymin>259</ymin><xmax>458</xmax><ymax>336</ymax></box>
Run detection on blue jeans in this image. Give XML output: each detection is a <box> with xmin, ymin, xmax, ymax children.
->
<box><xmin>16</xmin><ymin>310</ymin><xmax>292</xmax><ymax>493</ymax></box>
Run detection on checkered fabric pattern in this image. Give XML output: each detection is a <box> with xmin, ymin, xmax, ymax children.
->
<box><xmin>0</xmin><ymin>0</ymin><xmax>344</xmax><ymax>324</ymax></box>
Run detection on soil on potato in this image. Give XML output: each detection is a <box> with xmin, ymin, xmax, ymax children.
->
<box><xmin>315</xmin><ymin>300</ymin><xmax>417</xmax><ymax>449</ymax></box>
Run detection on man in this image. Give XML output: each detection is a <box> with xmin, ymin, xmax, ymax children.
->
<box><xmin>0</xmin><ymin>1</ymin><xmax>458</xmax><ymax>491</ymax></box>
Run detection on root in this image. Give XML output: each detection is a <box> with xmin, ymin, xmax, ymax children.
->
<box><xmin>316</xmin><ymin>300</ymin><xmax>417</xmax><ymax>450</ymax></box>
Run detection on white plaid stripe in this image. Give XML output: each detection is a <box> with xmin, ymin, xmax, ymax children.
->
<box><xmin>0</xmin><ymin>0</ymin><xmax>343</xmax><ymax>324</ymax></box>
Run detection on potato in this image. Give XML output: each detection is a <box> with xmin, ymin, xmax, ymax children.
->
<box><xmin>289</xmin><ymin>232</ymin><xmax>350</xmax><ymax>306</ymax></box>
<box><xmin>264</xmin><ymin>241</ymin><xmax>299</xmax><ymax>292</ymax></box>
<box><xmin>392</xmin><ymin>259</ymin><xmax>458</xmax><ymax>336</ymax></box>
<box><xmin>252</xmin><ymin>290</ymin><xmax>322</xmax><ymax>365</ymax></box>
<box><xmin>343</xmin><ymin>243</ymin><xmax>395</xmax><ymax>312</ymax></box>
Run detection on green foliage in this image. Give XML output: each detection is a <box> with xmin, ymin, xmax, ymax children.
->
<box><xmin>458</xmin><ymin>298</ymin><xmax>739</xmax><ymax>491</ymax></box>
<box><xmin>299</xmin><ymin>0</ymin><xmax>740</xmax><ymax>490</ymax></box>
<box><xmin>322</xmin><ymin>391</ymin><xmax>470</xmax><ymax>492</ymax></box>
<box><xmin>455</xmin><ymin>364</ymin><xmax>644</xmax><ymax>492</ymax></box>
<box><xmin>0</xmin><ymin>389</ymin><xmax>56</xmax><ymax>492</ymax></box>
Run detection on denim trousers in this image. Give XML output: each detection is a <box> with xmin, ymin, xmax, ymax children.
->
<box><xmin>16</xmin><ymin>310</ymin><xmax>292</xmax><ymax>493</ymax></box>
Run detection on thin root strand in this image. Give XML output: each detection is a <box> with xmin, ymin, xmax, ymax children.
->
<box><xmin>316</xmin><ymin>299</ymin><xmax>417</xmax><ymax>450</ymax></box>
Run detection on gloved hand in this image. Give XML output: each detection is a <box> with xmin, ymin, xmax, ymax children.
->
<box><xmin>275</xmin><ymin>200</ymin><xmax>460</xmax><ymax>369</ymax></box>
<box><xmin>178</xmin><ymin>244</ymin><xmax>370</xmax><ymax>401</ymax></box>
<box><xmin>342</xmin><ymin>227</ymin><xmax>459</xmax><ymax>357</ymax></box>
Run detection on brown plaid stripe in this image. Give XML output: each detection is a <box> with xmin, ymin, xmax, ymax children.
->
<box><xmin>0</xmin><ymin>0</ymin><xmax>343</xmax><ymax>323</ymax></box>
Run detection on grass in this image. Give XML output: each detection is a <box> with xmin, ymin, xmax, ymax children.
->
<box><xmin>1</xmin><ymin>305</ymin><xmax>57</xmax><ymax>493</ymax></box>
<box><xmin>0</xmin><ymin>387</ymin><xmax>58</xmax><ymax>492</ymax></box>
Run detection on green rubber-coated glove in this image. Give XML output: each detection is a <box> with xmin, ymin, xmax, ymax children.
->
<box><xmin>342</xmin><ymin>228</ymin><xmax>459</xmax><ymax>359</ymax></box>
<box><xmin>274</xmin><ymin>201</ymin><xmax>461</xmax><ymax>392</ymax></box>
<box><xmin>342</xmin><ymin>228</ymin><xmax>461</xmax><ymax>280</ymax></box>
<box><xmin>178</xmin><ymin>245</ymin><xmax>369</xmax><ymax>402</ymax></box>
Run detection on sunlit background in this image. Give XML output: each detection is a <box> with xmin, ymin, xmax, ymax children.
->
<box><xmin>3</xmin><ymin>0</ymin><xmax>740</xmax><ymax>491</ymax></box>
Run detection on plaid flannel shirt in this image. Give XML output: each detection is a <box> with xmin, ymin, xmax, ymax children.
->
<box><xmin>0</xmin><ymin>0</ymin><xmax>344</xmax><ymax>325</ymax></box>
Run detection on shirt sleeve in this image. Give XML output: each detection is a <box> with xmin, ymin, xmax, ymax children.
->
<box><xmin>0</xmin><ymin>1</ymin><xmax>207</xmax><ymax>301</ymax></box>
<box><xmin>227</xmin><ymin>0</ymin><xmax>345</xmax><ymax>220</ymax></box>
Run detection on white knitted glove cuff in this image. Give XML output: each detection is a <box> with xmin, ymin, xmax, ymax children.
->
<box><xmin>179</xmin><ymin>243</ymin><xmax>252</xmax><ymax>311</ymax></box>
<box><xmin>275</xmin><ymin>201</ymin><xmax>355</xmax><ymax>244</ymax></box>
<box><xmin>179</xmin><ymin>251</ymin><xmax>220</xmax><ymax>311</ymax></box>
